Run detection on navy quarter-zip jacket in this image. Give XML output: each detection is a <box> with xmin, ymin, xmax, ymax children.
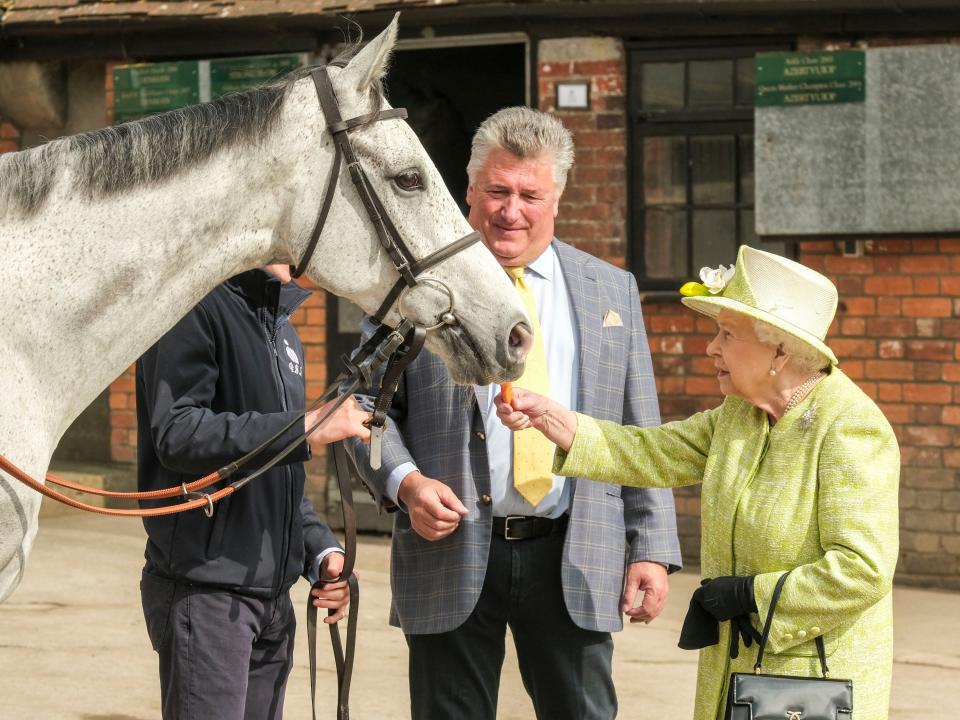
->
<box><xmin>136</xmin><ymin>269</ymin><xmax>338</xmax><ymax>598</ymax></box>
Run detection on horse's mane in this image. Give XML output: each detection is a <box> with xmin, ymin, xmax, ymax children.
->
<box><xmin>0</xmin><ymin>44</ymin><xmax>382</xmax><ymax>217</ymax></box>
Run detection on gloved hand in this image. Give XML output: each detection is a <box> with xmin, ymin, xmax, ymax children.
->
<box><xmin>693</xmin><ymin>576</ymin><xmax>757</xmax><ymax>621</ymax></box>
<box><xmin>678</xmin><ymin>589</ymin><xmax>719</xmax><ymax>650</ymax></box>
<box><xmin>728</xmin><ymin>615</ymin><xmax>762</xmax><ymax>660</ymax></box>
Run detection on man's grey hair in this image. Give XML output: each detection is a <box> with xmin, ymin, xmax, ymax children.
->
<box><xmin>467</xmin><ymin>106</ymin><xmax>575</xmax><ymax>194</ymax></box>
<box><xmin>751</xmin><ymin>318</ymin><xmax>831</xmax><ymax>374</ymax></box>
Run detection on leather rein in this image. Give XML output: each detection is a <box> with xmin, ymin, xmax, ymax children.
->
<box><xmin>0</xmin><ymin>63</ymin><xmax>484</xmax><ymax>720</ymax></box>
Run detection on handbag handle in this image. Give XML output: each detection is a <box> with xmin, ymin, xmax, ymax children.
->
<box><xmin>754</xmin><ymin>570</ymin><xmax>830</xmax><ymax>678</ymax></box>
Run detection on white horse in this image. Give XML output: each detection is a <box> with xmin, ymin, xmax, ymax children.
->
<box><xmin>0</xmin><ymin>17</ymin><xmax>529</xmax><ymax>602</ymax></box>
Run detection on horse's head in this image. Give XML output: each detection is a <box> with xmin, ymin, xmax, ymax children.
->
<box><xmin>281</xmin><ymin>16</ymin><xmax>531</xmax><ymax>385</ymax></box>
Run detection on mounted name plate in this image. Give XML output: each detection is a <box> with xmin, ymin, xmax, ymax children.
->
<box><xmin>112</xmin><ymin>53</ymin><xmax>307</xmax><ymax>124</ymax></box>
<box><xmin>756</xmin><ymin>44</ymin><xmax>960</xmax><ymax>237</ymax></box>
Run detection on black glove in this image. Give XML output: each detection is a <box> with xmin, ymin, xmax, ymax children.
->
<box><xmin>693</xmin><ymin>576</ymin><xmax>757</xmax><ymax>621</ymax></box>
<box><xmin>727</xmin><ymin>615</ymin><xmax>762</xmax><ymax>660</ymax></box>
<box><xmin>678</xmin><ymin>589</ymin><xmax>719</xmax><ymax>650</ymax></box>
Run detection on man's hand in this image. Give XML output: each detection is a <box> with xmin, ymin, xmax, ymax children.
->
<box><xmin>306</xmin><ymin>396</ymin><xmax>371</xmax><ymax>448</ymax></box>
<box><xmin>398</xmin><ymin>471</ymin><xmax>469</xmax><ymax>541</ymax></box>
<box><xmin>621</xmin><ymin>561</ymin><xmax>669</xmax><ymax>624</ymax></box>
<box><xmin>310</xmin><ymin>552</ymin><xmax>354</xmax><ymax>625</ymax></box>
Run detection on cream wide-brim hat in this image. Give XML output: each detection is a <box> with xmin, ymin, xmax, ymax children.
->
<box><xmin>681</xmin><ymin>245</ymin><xmax>839</xmax><ymax>366</ymax></box>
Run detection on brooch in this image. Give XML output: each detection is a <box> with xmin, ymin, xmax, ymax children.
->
<box><xmin>799</xmin><ymin>404</ymin><xmax>818</xmax><ymax>431</ymax></box>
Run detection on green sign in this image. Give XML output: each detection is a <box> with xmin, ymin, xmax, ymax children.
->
<box><xmin>112</xmin><ymin>53</ymin><xmax>305</xmax><ymax>124</ymax></box>
<box><xmin>113</xmin><ymin>62</ymin><xmax>200</xmax><ymax>124</ymax></box>
<box><xmin>755</xmin><ymin>50</ymin><xmax>866</xmax><ymax>107</ymax></box>
<box><xmin>210</xmin><ymin>54</ymin><xmax>304</xmax><ymax>96</ymax></box>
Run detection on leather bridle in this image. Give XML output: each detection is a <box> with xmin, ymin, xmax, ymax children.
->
<box><xmin>292</xmin><ymin>64</ymin><xmax>483</xmax><ymax>328</ymax></box>
<box><xmin>1</xmin><ymin>62</ymin><xmax>489</xmax><ymax>720</ymax></box>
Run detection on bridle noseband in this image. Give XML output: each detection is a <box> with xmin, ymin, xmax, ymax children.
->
<box><xmin>291</xmin><ymin>64</ymin><xmax>482</xmax><ymax>328</ymax></box>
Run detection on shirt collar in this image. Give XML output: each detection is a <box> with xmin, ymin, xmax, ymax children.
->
<box><xmin>524</xmin><ymin>241</ymin><xmax>557</xmax><ymax>282</ymax></box>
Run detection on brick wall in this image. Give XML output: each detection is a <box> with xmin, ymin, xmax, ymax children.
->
<box><xmin>538</xmin><ymin>36</ymin><xmax>960</xmax><ymax>590</ymax></box>
<box><xmin>0</xmin><ymin>120</ymin><xmax>20</xmax><ymax>153</ymax></box>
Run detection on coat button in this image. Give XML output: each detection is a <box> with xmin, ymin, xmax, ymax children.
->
<box><xmin>796</xmin><ymin>630</ymin><xmax>807</xmax><ymax>639</ymax></box>
<box><xmin>810</xmin><ymin>626</ymin><xmax>821</xmax><ymax>634</ymax></box>
<box><xmin>783</xmin><ymin>633</ymin><xmax>793</xmax><ymax>641</ymax></box>
<box><xmin>476</xmin><ymin>431</ymin><xmax>486</xmax><ymax>441</ymax></box>
<box><xmin>480</xmin><ymin>494</ymin><xmax>492</xmax><ymax>505</ymax></box>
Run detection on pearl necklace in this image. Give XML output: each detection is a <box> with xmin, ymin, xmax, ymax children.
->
<box><xmin>784</xmin><ymin>372</ymin><xmax>826</xmax><ymax>414</ymax></box>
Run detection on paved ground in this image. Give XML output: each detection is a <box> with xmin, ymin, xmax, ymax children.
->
<box><xmin>0</xmin><ymin>510</ymin><xmax>957</xmax><ymax>719</ymax></box>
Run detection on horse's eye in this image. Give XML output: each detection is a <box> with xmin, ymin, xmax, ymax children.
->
<box><xmin>394</xmin><ymin>171</ymin><xmax>424</xmax><ymax>191</ymax></box>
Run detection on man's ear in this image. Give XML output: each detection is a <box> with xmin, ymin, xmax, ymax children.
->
<box><xmin>340</xmin><ymin>13</ymin><xmax>399</xmax><ymax>96</ymax></box>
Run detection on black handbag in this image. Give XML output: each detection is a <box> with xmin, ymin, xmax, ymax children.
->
<box><xmin>725</xmin><ymin>571</ymin><xmax>853</xmax><ymax>720</ymax></box>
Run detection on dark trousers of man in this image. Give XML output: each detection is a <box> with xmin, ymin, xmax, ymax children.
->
<box><xmin>140</xmin><ymin>571</ymin><xmax>296</xmax><ymax>720</ymax></box>
<box><xmin>406</xmin><ymin>524</ymin><xmax>618</xmax><ymax>720</ymax></box>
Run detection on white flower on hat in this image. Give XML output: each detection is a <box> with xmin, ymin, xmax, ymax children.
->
<box><xmin>699</xmin><ymin>264</ymin><xmax>735</xmax><ymax>295</ymax></box>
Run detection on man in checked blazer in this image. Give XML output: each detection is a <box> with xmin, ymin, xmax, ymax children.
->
<box><xmin>349</xmin><ymin>107</ymin><xmax>681</xmax><ymax>719</ymax></box>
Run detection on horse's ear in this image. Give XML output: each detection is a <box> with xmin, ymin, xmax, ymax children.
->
<box><xmin>342</xmin><ymin>13</ymin><xmax>399</xmax><ymax>94</ymax></box>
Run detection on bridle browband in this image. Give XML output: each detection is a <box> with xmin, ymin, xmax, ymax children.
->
<box><xmin>291</xmin><ymin>64</ymin><xmax>482</xmax><ymax>326</ymax></box>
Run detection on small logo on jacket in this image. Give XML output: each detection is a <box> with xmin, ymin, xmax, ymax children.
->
<box><xmin>283</xmin><ymin>339</ymin><xmax>303</xmax><ymax>377</ymax></box>
<box><xmin>786</xmin><ymin>712</ymin><xmax>802</xmax><ymax>720</ymax></box>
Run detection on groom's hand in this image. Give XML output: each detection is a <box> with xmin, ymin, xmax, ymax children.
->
<box><xmin>398</xmin><ymin>471</ymin><xmax>469</xmax><ymax>541</ymax></box>
<box><xmin>622</xmin><ymin>561</ymin><xmax>669</xmax><ymax>624</ymax></box>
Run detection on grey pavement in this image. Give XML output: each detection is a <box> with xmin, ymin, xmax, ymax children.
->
<box><xmin>0</xmin><ymin>509</ymin><xmax>957</xmax><ymax>719</ymax></box>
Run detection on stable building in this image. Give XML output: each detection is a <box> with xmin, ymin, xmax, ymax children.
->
<box><xmin>2</xmin><ymin>0</ymin><xmax>959</xmax><ymax>590</ymax></box>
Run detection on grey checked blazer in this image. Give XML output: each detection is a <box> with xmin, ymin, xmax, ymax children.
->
<box><xmin>349</xmin><ymin>240</ymin><xmax>682</xmax><ymax>634</ymax></box>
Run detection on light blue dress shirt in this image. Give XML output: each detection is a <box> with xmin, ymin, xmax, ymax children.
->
<box><xmin>385</xmin><ymin>243</ymin><xmax>579</xmax><ymax>518</ymax></box>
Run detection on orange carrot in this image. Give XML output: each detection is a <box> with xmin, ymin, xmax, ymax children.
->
<box><xmin>500</xmin><ymin>383</ymin><xmax>514</xmax><ymax>405</ymax></box>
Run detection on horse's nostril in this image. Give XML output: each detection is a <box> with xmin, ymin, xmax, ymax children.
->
<box><xmin>508</xmin><ymin>322</ymin><xmax>533</xmax><ymax>361</ymax></box>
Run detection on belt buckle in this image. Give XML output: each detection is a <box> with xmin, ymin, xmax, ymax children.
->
<box><xmin>503</xmin><ymin>515</ymin><xmax>525</xmax><ymax>541</ymax></box>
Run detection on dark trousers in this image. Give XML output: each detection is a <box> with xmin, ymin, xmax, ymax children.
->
<box><xmin>140</xmin><ymin>571</ymin><xmax>296</xmax><ymax>720</ymax></box>
<box><xmin>406</xmin><ymin>528</ymin><xmax>617</xmax><ymax>720</ymax></box>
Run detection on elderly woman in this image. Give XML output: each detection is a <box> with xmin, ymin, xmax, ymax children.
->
<box><xmin>497</xmin><ymin>246</ymin><xmax>899</xmax><ymax>720</ymax></box>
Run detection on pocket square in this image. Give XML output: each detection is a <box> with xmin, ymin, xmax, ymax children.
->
<box><xmin>602</xmin><ymin>309</ymin><xmax>623</xmax><ymax>328</ymax></box>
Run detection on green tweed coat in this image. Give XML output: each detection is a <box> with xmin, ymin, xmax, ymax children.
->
<box><xmin>555</xmin><ymin>368</ymin><xmax>900</xmax><ymax>720</ymax></box>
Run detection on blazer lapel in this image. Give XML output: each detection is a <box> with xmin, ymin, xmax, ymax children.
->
<box><xmin>554</xmin><ymin>240</ymin><xmax>601</xmax><ymax>417</ymax></box>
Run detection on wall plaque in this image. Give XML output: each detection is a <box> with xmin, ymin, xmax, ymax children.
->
<box><xmin>755</xmin><ymin>50</ymin><xmax>865</xmax><ymax>107</ymax></box>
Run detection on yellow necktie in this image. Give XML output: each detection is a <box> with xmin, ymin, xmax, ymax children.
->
<box><xmin>506</xmin><ymin>266</ymin><xmax>555</xmax><ymax>507</ymax></box>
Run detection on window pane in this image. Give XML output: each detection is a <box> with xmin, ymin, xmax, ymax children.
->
<box><xmin>691</xmin><ymin>135</ymin><xmax>735</xmax><ymax>205</ymax></box>
<box><xmin>736</xmin><ymin>57</ymin><xmax>755</xmax><ymax>108</ymax></box>
<box><xmin>643</xmin><ymin>137</ymin><xmax>687</xmax><ymax>205</ymax></box>
<box><xmin>693</xmin><ymin>209</ymin><xmax>736</xmax><ymax>269</ymax></box>
<box><xmin>642</xmin><ymin>62</ymin><xmax>684</xmax><ymax>110</ymax></box>
<box><xmin>688</xmin><ymin>60</ymin><xmax>733</xmax><ymax>109</ymax></box>
<box><xmin>739</xmin><ymin>134</ymin><xmax>754</xmax><ymax>203</ymax></box>
<box><xmin>645</xmin><ymin>208</ymin><xmax>687</xmax><ymax>278</ymax></box>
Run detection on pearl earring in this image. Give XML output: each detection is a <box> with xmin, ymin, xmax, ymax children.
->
<box><xmin>769</xmin><ymin>368</ymin><xmax>777</xmax><ymax>377</ymax></box>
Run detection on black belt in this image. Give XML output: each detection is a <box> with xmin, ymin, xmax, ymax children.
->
<box><xmin>492</xmin><ymin>514</ymin><xmax>569</xmax><ymax>541</ymax></box>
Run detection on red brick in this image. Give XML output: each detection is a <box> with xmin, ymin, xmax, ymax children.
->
<box><xmin>832</xmin><ymin>338</ymin><xmax>876</xmax><ymax>357</ymax></box>
<box><xmin>914</xmin><ymin>276</ymin><xmax>940</xmax><ymax>295</ymax></box>
<box><xmin>685</xmin><ymin>336</ymin><xmax>710</xmax><ymax>355</ymax></box>
<box><xmin>572</xmin><ymin>59</ymin><xmax>623</xmax><ymax>76</ymax></box>
<box><xmin>864</xmin><ymin>275</ymin><xmax>913</xmax><ymax>295</ymax></box>
<box><xmin>903</xmin><ymin>425</ymin><xmax>954</xmax><ymax>447</ymax></box>
<box><xmin>867</xmin><ymin>318</ymin><xmax>914</xmax><ymax>338</ymax></box>
<box><xmin>903</xmin><ymin>298</ymin><xmax>952</xmax><ymax>317</ymax></box>
<box><xmin>877</xmin><ymin>383</ymin><xmax>902</xmax><ymax>401</ymax></box>
<box><xmin>943</xmin><ymin>407</ymin><xmax>960</xmax><ymax>426</ymax></box>
<box><xmin>112</xmin><ymin>446</ymin><xmax>136</xmax><ymax>464</ymax></box>
<box><xmin>901</xmin><ymin>255</ymin><xmax>951</xmax><ymax>274</ymax></box>
<box><xmin>906</xmin><ymin>340</ymin><xmax>954</xmax><ymax>361</ymax></box>
<box><xmin>824</xmin><ymin>255</ymin><xmax>875</xmax><ymax>274</ymax></box>
<box><xmin>660</xmin><ymin>336</ymin><xmax>684</xmax><ymax>354</ymax></box>
<box><xmin>574</xmin><ymin>130</ymin><xmax>623</xmax><ymax>149</ymax></box>
<box><xmin>879</xmin><ymin>403</ymin><xmax>913</xmax><ymax>424</ymax></box>
<box><xmin>944</xmin><ymin>363</ymin><xmax>960</xmax><ymax>382</ymax></box>
<box><xmin>798</xmin><ymin>241</ymin><xmax>834</xmax><ymax>253</ymax></box>
<box><xmin>915</xmin><ymin>362</ymin><xmax>942</xmax><ymax>381</ymax></box>
<box><xmin>0</xmin><ymin>122</ymin><xmax>18</xmax><ymax>140</ymax></box>
<box><xmin>941</xmin><ymin>276</ymin><xmax>960</xmax><ymax>295</ymax></box>
<box><xmin>916</xmin><ymin>405</ymin><xmax>942</xmax><ymax>424</ymax></box>
<box><xmin>649</xmin><ymin>315</ymin><xmax>695</xmax><ymax>333</ymax></box>
<box><xmin>865</xmin><ymin>360</ymin><xmax>914</xmax><ymax>380</ymax></box>
<box><xmin>112</xmin><ymin>410</ymin><xmax>136</xmax><ymax>428</ymax></box>
<box><xmin>915</xmin><ymin>318</ymin><xmax>940</xmax><ymax>338</ymax></box>
<box><xmin>840</xmin><ymin>297</ymin><xmax>875</xmax><ymax>316</ymax></box>
<box><xmin>873</xmin><ymin>239</ymin><xmax>913</xmax><ymax>253</ymax></box>
<box><xmin>875</xmin><ymin>256</ymin><xmax>899</xmax><ymax>273</ymax></box>
<box><xmin>836</xmin><ymin>276</ymin><xmax>863</xmax><ymax>295</ymax></box>
<box><xmin>904</xmin><ymin>384</ymin><xmax>952</xmax><ymax>404</ymax></box>
<box><xmin>877</xmin><ymin>297</ymin><xmax>901</xmax><ymax>315</ymax></box>
<box><xmin>844</xmin><ymin>361</ymin><xmax>866</xmax><ymax>381</ymax></box>
<box><xmin>840</xmin><ymin>317</ymin><xmax>865</xmax><ymax>335</ymax></box>
<box><xmin>108</xmin><ymin>393</ymin><xmax>128</xmax><ymax>410</ymax></box>
<box><xmin>0</xmin><ymin>140</ymin><xmax>19</xmax><ymax>154</ymax></box>
<box><xmin>939</xmin><ymin>238</ymin><xmax>960</xmax><ymax>253</ymax></box>
<box><xmin>944</xmin><ymin>449</ymin><xmax>960</xmax><ymax>468</ymax></box>
<box><xmin>879</xmin><ymin>340</ymin><xmax>905</xmax><ymax>359</ymax></box>
<box><xmin>539</xmin><ymin>61</ymin><xmax>573</xmax><ymax>77</ymax></box>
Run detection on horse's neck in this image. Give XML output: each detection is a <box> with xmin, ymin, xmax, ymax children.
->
<box><xmin>1</xmin><ymin>136</ymin><xmax>320</xmax><ymax>442</ymax></box>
